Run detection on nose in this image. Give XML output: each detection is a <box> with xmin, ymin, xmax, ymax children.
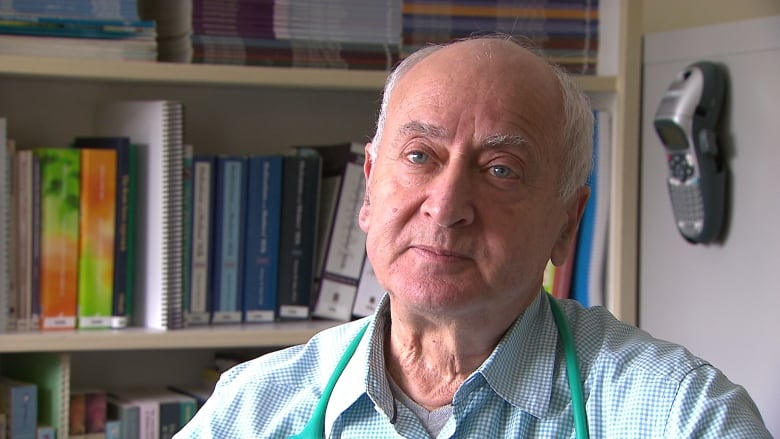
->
<box><xmin>421</xmin><ymin>162</ymin><xmax>475</xmax><ymax>228</ymax></box>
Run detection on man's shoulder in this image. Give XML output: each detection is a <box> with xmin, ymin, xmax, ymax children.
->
<box><xmin>558</xmin><ymin>299</ymin><xmax>708</xmax><ymax>379</ymax></box>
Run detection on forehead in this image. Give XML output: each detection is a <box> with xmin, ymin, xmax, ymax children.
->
<box><xmin>387</xmin><ymin>40</ymin><xmax>564</xmax><ymax>146</ymax></box>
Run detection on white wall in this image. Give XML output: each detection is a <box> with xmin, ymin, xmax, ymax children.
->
<box><xmin>640</xmin><ymin>16</ymin><xmax>780</xmax><ymax>435</ymax></box>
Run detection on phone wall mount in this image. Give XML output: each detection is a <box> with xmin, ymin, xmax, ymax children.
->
<box><xmin>653</xmin><ymin>61</ymin><xmax>727</xmax><ymax>244</ymax></box>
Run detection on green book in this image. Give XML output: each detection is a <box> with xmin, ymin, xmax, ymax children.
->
<box><xmin>35</xmin><ymin>148</ymin><xmax>81</xmax><ymax>330</ymax></box>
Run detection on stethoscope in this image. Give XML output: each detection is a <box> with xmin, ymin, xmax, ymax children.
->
<box><xmin>291</xmin><ymin>295</ymin><xmax>589</xmax><ymax>439</ymax></box>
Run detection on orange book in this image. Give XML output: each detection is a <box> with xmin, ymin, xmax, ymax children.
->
<box><xmin>35</xmin><ymin>148</ymin><xmax>81</xmax><ymax>330</ymax></box>
<box><xmin>77</xmin><ymin>149</ymin><xmax>117</xmax><ymax>329</ymax></box>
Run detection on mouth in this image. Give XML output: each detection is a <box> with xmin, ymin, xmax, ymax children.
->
<box><xmin>413</xmin><ymin>244</ymin><xmax>471</xmax><ymax>260</ymax></box>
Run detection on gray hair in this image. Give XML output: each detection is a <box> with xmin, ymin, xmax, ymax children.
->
<box><xmin>370</xmin><ymin>36</ymin><xmax>594</xmax><ymax>201</ymax></box>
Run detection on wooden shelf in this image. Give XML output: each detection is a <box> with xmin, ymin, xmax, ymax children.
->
<box><xmin>0</xmin><ymin>320</ymin><xmax>340</xmax><ymax>353</ymax></box>
<box><xmin>0</xmin><ymin>54</ymin><xmax>616</xmax><ymax>93</ymax></box>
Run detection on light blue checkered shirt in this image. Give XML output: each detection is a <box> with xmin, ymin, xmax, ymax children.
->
<box><xmin>175</xmin><ymin>293</ymin><xmax>770</xmax><ymax>438</ymax></box>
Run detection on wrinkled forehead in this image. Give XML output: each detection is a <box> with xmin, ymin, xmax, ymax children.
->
<box><xmin>388</xmin><ymin>39</ymin><xmax>566</xmax><ymax>148</ymax></box>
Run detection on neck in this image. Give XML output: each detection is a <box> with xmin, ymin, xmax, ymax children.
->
<box><xmin>383</xmin><ymin>302</ymin><xmax>518</xmax><ymax>410</ymax></box>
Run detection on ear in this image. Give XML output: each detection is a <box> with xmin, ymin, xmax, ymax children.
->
<box><xmin>550</xmin><ymin>186</ymin><xmax>590</xmax><ymax>266</ymax></box>
<box><xmin>358</xmin><ymin>142</ymin><xmax>375</xmax><ymax>233</ymax></box>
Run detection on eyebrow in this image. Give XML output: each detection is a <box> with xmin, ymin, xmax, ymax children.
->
<box><xmin>399</xmin><ymin>121</ymin><xmax>447</xmax><ymax>139</ymax></box>
<box><xmin>398</xmin><ymin>121</ymin><xmax>529</xmax><ymax>150</ymax></box>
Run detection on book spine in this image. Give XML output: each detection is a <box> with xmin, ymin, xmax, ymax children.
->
<box><xmin>277</xmin><ymin>156</ymin><xmax>321</xmax><ymax>320</ymax></box>
<box><xmin>187</xmin><ymin>156</ymin><xmax>215</xmax><ymax>325</ymax></box>
<box><xmin>30</xmin><ymin>154</ymin><xmax>41</xmax><ymax>330</ymax></box>
<box><xmin>13</xmin><ymin>149</ymin><xmax>33</xmax><ymax>332</ymax></box>
<box><xmin>352</xmin><ymin>258</ymin><xmax>384</xmax><ymax>318</ymax></box>
<box><xmin>0</xmin><ymin>118</ymin><xmax>9</xmax><ymax>333</ymax></box>
<box><xmin>73</xmin><ymin>137</ymin><xmax>134</xmax><ymax>329</ymax></box>
<box><xmin>242</xmin><ymin>156</ymin><xmax>282</xmax><ymax>323</ymax></box>
<box><xmin>0</xmin><ymin>377</ymin><xmax>38</xmax><ymax>439</ymax></box>
<box><xmin>77</xmin><ymin>149</ymin><xmax>117</xmax><ymax>329</ymax></box>
<box><xmin>69</xmin><ymin>391</ymin><xmax>87</xmax><ymax>437</ymax></box>
<box><xmin>210</xmin><ymin>157</ymin><xmax>246</xmax><ymax>324</ymax></box>
<box><xmin>312</xmin><ymin>143</ymin><xmax>367</xmax><ymax>321</ymax></box>
<box><xmin>158</xmin><ymin>400</ymin><xmax>179</xmax><ymax>439</ymax></box>
<box><xmin>181</xmin><ymin>145</ymin><xmax>194</xmax><ymax>325</ymax></box>
<box><xmin>36</xmin><ymin>148</ymin><xmax>81</xmax><ymax>330</ymax></box>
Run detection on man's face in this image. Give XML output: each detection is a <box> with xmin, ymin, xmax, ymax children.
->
<box><xmin>359</xmin><ymin>41</ymin><xmax>585</xmax><ymax>318</ymax></box>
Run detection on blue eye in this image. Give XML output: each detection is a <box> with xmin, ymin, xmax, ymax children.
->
<box><xmin>407</xmin><ymin>151</ymin><xmax>428</xmax><ymax>164</ymax></box>
<box><xmin>489</xmin><ymin>165</ymin><xmax>513</xmax><ymax>178</ymax></box>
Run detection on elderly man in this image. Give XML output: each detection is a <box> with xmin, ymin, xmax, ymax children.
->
<box><xmin>175</xmin><ymin>36</ymin><xmax>769</xmax><ymax>438</ymax></box>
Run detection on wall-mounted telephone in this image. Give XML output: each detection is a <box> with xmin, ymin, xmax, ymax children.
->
<box><xmin>653</xmin><ymin>61</ymin><xmax>727</xmax><ymax>244</ymax></box>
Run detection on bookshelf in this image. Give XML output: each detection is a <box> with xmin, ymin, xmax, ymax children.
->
<box><xmin>0</xmin><ymin>0</ymin><xmax>641</xmax><ymax>402</ymax></box>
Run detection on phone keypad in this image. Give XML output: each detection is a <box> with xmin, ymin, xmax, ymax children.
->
<box><xmin>668</xmin><ymin>152</ymin><xmax>695</xmax><ymax>182</ymax></box>
<box><xmin>668</xmin><ymin>181</ymin><xmax>704</xmax><ymax>235</ymax></box>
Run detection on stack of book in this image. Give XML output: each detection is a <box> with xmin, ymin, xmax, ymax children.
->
<box><xmin>190</xmin><ymin>0</ymin><xmax>402</xmax><ymax>70</ymax></box>
<box><xmin>401</xmin><ymin>0</ymin><xmax>600</xmax><ymax>74</ymax></box>
<box><xmin>0</xmin><ymin>0</ymin><xmax>157</xmax><ymax>61</ymax></box>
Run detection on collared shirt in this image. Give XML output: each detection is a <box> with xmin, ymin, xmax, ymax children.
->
<box><xmin>174</xmin><ymin>293</ymin><xmax>770</xmax><ymax>438</ymax></box>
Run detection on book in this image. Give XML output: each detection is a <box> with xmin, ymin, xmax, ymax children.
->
<box><xmin>351</xmin><ymin>258</ymin><xmax>384</xmax><ymax>318</ymax></box>
<box><xmin>0</xmin><ymin>353</ymin><xmax>71</xmax><ymax>438</ymax></box>
<box><xmin>72</xmin><ymin>136</ymin><xmax>135</xmax><ymax>329</ymax></box>
<box><xmin>210</xmin><ymin>156</ymin><xmax>247</xmax><ymax>324</ymax></box>
<box><xmin>187</xmin><ymin>155</ymin><xmax>215</xmax><ymax>325</ymax></box>
<box><xmin>104</xmin><ymin>420</ymin><xmax>121</xmax><ymax>439</ymax></box>
<box><xmin>108</xmin><ymin>388</ymin><xmax>195</xmax><ymax>439</ymax></box>
<box><xmin>0</xmin><ymin>118</ymin><xmax>9</xmax><ymax>333</ymax></box>
<box><xmin>570</xmin><ymin>111</ymin><xmax>611</xmax><ymax>308</ymax></box>
<box><xmin>241</xmin><ymin>155</ymin><xmax>283</xmax><ymax>323</ymax></box>
<box><xmin>106</xmin><ymin>393</ymin><xmax>139</xmax><ymax>439</ymax></box>
<box><xmin>181</xmin><ymin>145</ymin><xmax>194</xmax><ymax>326</ymax></box>
<box><xmin>276</xmin><ymin>155</ymin><xmax>321</xmax><ymax>320</ymax></box>
<box><xmin>96</xmin><ymin>100</ymin><xmax>186</xmax><ymax>330</ymax></box>
<box><xmin>36</xmin><ymin>425</ymin><xmax>56</xmax><ymax>439</ymax></box>
<box><xmin>69</xmin><ymin>390</ymin><xmax>87</xmax><ymax>438</ymax></box>
<box><xmin>35</xmin><ymin>148</ymin><xmax>81</xmax><ymax>330</ymax></box>
<box><xmin>293</xmin><ymin>143</ymin><xmax>351</xmax><ymax>293</ymax></box>
<box><xmin>0</xmin><ymin>377</ymin><xmax>37</xmax><ymax>439</ymax></box>
<box><xmin>311</xmin><ymin>142</ymin><xmax>368</xmax><ymax>321</ymax></box>
<box><xmin>70</xmin><ymin>389</ymin><xmax>107</xmax><ymax>439</ymax></box>
<box><xmin>77</xmin><ymin>148</ymin><xmax>118</xmax><ymax>329</ymax></box>
<box><xmin>12</xmin><ymin>149</ymin><xmax>34</xmax><ymax>332</ymax></box>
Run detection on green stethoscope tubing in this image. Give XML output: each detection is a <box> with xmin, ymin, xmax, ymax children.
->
<box><xmin>291</xmin><ymin>295</ymin><xmax>589</xmax><ymax>439</ymax></box>
<box><xmin>548</xmin><ymin>294</ymin><xmax>590</xmax><ymax>439</ymax></box>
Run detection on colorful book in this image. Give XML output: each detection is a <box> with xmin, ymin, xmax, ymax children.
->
<box><xmin>242</xmin><ymin>155</ymin><xmax>283</xmax><ymax>323</ymax></box>
<box><xmin>73</xmin><ymin>136</ymin><xmax>136</xmax><ymax>329</ymax></box>
<box><xmin>0</xmin><ymin>377</ymin><xmax>37</xmax><ymax>439</ymax></box>
<box><xmin>187</xmin><ymin>155</ymin><xmax>215</xmax><ymax>325</ymax></box>
<box><xmin>312</xmin><ymin>142</ymin><xmax>368</xmax><ymax>321</ymax></box>
<box><xmin>570</xmin><ymin>111</ymin><xmax>611</xmax><ymax>308</ymax></box>
<box><xmin>35</xmin><ymin>148</ymin><xmax>81</xmax><ymax>330</ymax></box>
<box><xmin>277</xmin><ymin>155</ymin><xmax>321</xmax><ymax>320</ymax></box>
<box><xmin>77</xmin><ymin>148</ymin><xmax>118</xmax><ymax>329</ymax></box>
<box><xmin>96</xmin><ymin>100</ymin><xmax>185</xmax><ymax>330</ymax></box>
<box><xmin>210</xmin><ymin>156</ymin><xmax>247</xmax><ymax>324</ymax></box>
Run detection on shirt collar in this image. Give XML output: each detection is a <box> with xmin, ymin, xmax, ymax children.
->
<box><xmin>471</xmin><ymin>291</ymin><xmax>559</xmax><ymax>418</ymax></box>
<box><xmin>324</xmin><ymin>291</ymin><xmax>558</xmax><ymax>435</ymax></box>
<box><xmin>324</xmin><ymin>296</ymin><xmax>392</xmax><ymax>436</ymax></box>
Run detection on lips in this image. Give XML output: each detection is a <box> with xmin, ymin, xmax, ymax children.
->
<box><xmin>412</xmin><ymin>244</ymin><xmax>471</xmax><ymax>260</ymax></box>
